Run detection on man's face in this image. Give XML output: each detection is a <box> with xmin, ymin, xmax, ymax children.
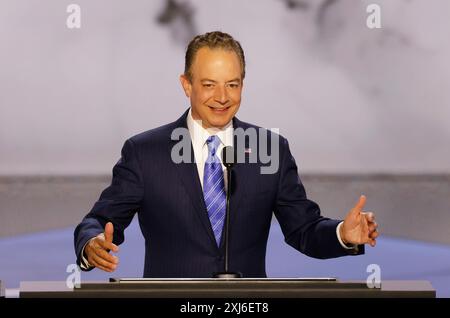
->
<box><xmin>180</xmin><ymin>47</ymin><xmax>243</xmax><ymax>128</ymax></box>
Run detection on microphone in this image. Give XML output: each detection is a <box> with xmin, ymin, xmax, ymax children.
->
<box><xmin>213</xmin><ymin>146</ymin><xmax>242</xmax><ymax>279</ymax></box>
<box><xmin>222</xmin><ymin>145</ymin><xmax>236</xmax><ymax>169</ymax></box>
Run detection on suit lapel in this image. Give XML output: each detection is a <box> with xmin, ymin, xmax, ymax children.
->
<box><xmin>168</xmin><ymin>110</ymin><xmax>218</xmax><ymax>250</ymax></box>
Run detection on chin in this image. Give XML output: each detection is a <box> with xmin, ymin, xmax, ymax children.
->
<box><xmin>208</xmin><ymin>107</ymin><xmax>238</xmax><ymax>126</ymax></box>
<box><xmin>207</xmin><ymin>117</ymin><xmax>231</xmax><ymax>128</ymax></box>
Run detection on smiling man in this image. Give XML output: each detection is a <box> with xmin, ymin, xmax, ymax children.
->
<box><xmin>179</xmin><ymin>39</ymin><xmax>243</xmax><ymax>128</ymax></box>
<box><xmin>74</xmin><ymin>31</ymin><xmax>378</xmax><ymax>277</ymax></box>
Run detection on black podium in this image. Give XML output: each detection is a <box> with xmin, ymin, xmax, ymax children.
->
<box><xmin>0</xmin><ymin>280</ymin><xmax>4</xmax><ymax>298</ymax></box>
<box><xmin>19</xmin><ymin>279</ymin><xmax>435</xmax><ymax>298</ymax></box>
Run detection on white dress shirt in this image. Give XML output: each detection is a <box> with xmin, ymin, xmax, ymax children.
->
<box><xmin>186</xmin><ymin>108</ymin><xmax>234</xmax><ymax>190</ymax></box>
<box><xmin>80</xmin><ymin>108</ymin><xmax>352</xmax><ymax>269</ymax></box>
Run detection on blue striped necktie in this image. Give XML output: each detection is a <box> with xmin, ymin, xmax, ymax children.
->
<box><xmin>203</xmin><ymin>135</ymin><xmax>226</xmax><ymax>247</ymax></box>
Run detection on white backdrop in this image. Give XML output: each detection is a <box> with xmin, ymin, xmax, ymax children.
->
<box><xmin>1</xmin><ymin>0</ymin><xmax>449</xmax><ymax>175</ymax></box>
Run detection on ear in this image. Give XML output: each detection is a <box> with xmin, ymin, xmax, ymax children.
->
<box><xmin>179</xmin><ymin>74</ymin><xmax>192</xmax><ymax>98</ymax></box>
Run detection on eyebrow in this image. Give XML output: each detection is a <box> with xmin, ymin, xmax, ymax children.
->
<box><xmin>200</xmin><ymin>78</ymin><xmax>241</xmax><ymax>83</ymax></box>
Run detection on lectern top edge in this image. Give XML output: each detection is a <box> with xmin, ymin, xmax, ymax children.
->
<box><xmin>109</xmin><ymin>277</ymin><xmax>338</xmax><ymax>283</ymax></box>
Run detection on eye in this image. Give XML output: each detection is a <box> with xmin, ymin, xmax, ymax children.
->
<box><xmin>228</xmin><ymin>83</ymin><xmax>239</xmax><ymax>88</ymax></box>
<box><xmin>203</xmin><ymin>83</ymin><xmax>214</xmax><ymax>88</ymax></box>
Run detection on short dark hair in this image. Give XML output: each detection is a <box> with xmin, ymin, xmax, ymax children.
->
<box><xmin>184</xmin><ymin>31</ymin><xmax>246</xmax><ymax>81</ymax></box>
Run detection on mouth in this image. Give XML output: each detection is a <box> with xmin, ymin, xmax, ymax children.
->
<box><xmin>208</xmin><ymin>106</ymin><xmax>231</xmax><ymax>113</ymax></box>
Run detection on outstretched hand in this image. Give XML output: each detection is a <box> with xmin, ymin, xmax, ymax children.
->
<box><xmin>340</xmin><ymin>195</ymin><xmax>379</xmax><ymax>247</ymax></box>
<box><xmin>85</xmin><ymin>222</ymin><xmax>120</xmax><ymax>272</ymax></box>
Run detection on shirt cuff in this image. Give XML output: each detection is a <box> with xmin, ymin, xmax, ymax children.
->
<box><xmin>336</xmin><ymin>222</ymin><xmax>357</xmax><ymax>250</ymax></box>
<box><xmin>80</xmin><ymin>238</ymin><xmax>95</xmax><ymax>270</ymax></box>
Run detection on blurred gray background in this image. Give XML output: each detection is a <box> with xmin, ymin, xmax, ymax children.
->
<box><xmin>0</xmin><ymin>0</ymin><xmax>449</xmax><ymax>287</ymax></box>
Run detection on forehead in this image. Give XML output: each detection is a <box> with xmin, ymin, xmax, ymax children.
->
<box><xmin>191</xmin><ymin>47</ymin><xmax>242</xmax><ymax>78</ymax></box>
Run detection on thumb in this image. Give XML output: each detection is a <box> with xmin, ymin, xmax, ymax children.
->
<box><xmin>104</xmin><ymin>222</ymin><xmax>114</xmax><ymax>243</ymax></box>
<box><xmin>351</xmin><ymin>195</ymin><xmax>366</xmax><ymax>215</ymax></box>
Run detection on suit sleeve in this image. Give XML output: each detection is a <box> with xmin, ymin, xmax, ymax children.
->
<box><xmin>74</xmin><ymin>138</ymin><xmax>144</xmax><ymax>269</ymax></box>
<box><xmin>273</xmin><ymin>137</ymin><xmax>363</xmax><ymax>259</ymax></box>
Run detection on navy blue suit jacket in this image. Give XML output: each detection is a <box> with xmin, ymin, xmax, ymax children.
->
<box><xmin>74</xmin><ymin>109</ymin><xmax>363</xmax><ymax>278</ymax></box>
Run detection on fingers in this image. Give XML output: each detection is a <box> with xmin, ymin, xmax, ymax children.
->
<box><xmin>367</xmin><ymin>216</ymin><xmax>379</xmax><ymax>245</ymax></box>
<box><xmin>92</xmin><ymin>262</ymin><xmax>113</xmax><ymax>273</ymax></box>
<box><xmin>365</xmin><ymin>212</ymin><xmax>378</xmax><ymax>236</ymax></box>
<box><xmin>92</xmin><ymin>244</ymin><xmax>119</xmax><ymax>265</ymax></box>
<box><xmin>97</xmin><ymin>238</ymin><xmax>119</xmax><ymax>253</ymax></box>
<box><xmin>348</xmin><ymin>195</ymin><xmax>366</xmax><ymax>219</ymax></box>
<box><xmin>87</xmin><ymin>241</ymin><xmax>119</xmax><ymax>272</ymax></box>
<box><xmin>95</xmin><ymin>233</ymin><xmax>119</xmax><ymax>252</ymax></box>
<box><xmin>104</xmin><ymin>222</ymin><xmax>114</xmax><ymax>243</ymax></box>
<box><xmin>86</xmin><ymin>235</ymin><xmax>120</xmax><ymax>272</ymax></box>
<box><xmin>369</xmin><ymin>230</ymin><xmax>379</xmax><ymax>239</ymax></box>
<box><xmin>368</xmin><ymin>221</ymin><xmax>378</xmax><ymax>233</ymax></box>
<box><xmin>364</xmin><ymin>211</ymin><xmax>375</xmax><ymax>223</ymax></box>
<box><xmin>368</xmin><ymin>224</ymin><xmax>378</xmax><ymax>247</ymax></box>
<box><xmin>353</xmin><ymin>195</ymin><xmax>366</xmax><ymax>212</ymax></box>
<box><xmin>89</xmin><ymin>252</ymin><xmax>118</xmax><ymax>272</ymax></box>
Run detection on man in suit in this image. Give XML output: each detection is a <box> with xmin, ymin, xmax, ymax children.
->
<box><xmin>74</xmin><ymin>31</ymin><xmax>378</xmax><ymax>277</ymax></box>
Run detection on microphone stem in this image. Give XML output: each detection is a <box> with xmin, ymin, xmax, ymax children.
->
<box><xmin>224</xmin><ymin>167</ymin><xmax>232</xmax><ymax>273</ymax></box>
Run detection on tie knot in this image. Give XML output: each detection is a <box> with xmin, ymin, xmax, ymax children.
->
<box><xmin>206</xmin><ymin>135</ymin><xmax>221</xmax><ymax>156</ymax></box>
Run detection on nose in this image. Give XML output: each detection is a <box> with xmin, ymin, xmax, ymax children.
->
<box><xmin>213</xmin><ymin>86</ymin><xmax>229</xmax><ymax>105</ymax></box>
